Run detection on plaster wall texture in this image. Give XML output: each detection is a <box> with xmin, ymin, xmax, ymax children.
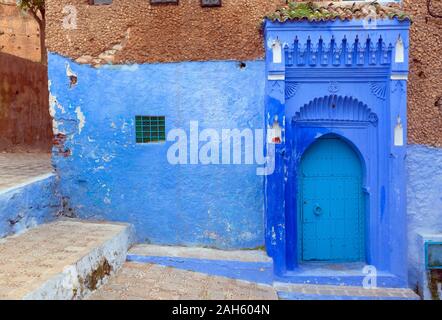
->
<box><xmin>45</xmin><ymin>0</ymin><xmax>442</xmax><ymax>148</ymax></box>
<box><xmin>48</xmin><ymin>54</ymin><xmax>266</xmax><ymax>249</ymax></box>
<box><xmin>0</xmin><ymin>52</ymin><xmax>52</xmax><ymax>152</ymax></box>
<box><xmin>406</xmin><ymin>144</ymin><xmax>442</xmax><ymax>290</ymax></box>
<box><xmin>0</xmin><ymin>1</ymin><xmax>41</xmax><ymax>62</ymax></box>
<box><xmin>0</xmin><ymin>174</ymin><xmax>59</xmax><ymax>238</ymax></box>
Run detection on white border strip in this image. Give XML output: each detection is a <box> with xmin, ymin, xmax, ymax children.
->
<box><xmin>268</xmin><ymin>74</ymin><xmax>285</xmax><ymax>81</ymax></box>
<box><xmin>391</xmin><ymin>74</ymin><xmax>408</xmax><ymax>80</ymax></box>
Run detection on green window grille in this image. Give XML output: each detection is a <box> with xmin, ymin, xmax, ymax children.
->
<box><xmin>135</xmin><ymin>116</ymin><xmax>166</xmax><ymax>143</ymax></box>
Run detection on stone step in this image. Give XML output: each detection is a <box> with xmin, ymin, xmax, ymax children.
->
<box><xmin>128</xmin><ymin>244</ymin><xmax>272</xmax><ymax>263</ymax></box>
<box><xmin>127</xmin><ymin>244</ymin><xmax>274</xmax><ymax>284</ymax></box>
<box><xmin>0</xmin><ymin>219</ymin><xmax>133</xmax><ymax>300</ymax></box>
<box><xmin>274</xmin><ymin>282</ymin><xmax>420</xmax><ymax>300</ymax></box>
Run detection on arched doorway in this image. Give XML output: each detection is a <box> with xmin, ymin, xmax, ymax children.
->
<box><xmin>299</xmin><ymin>135</ymin><xmax>365</xmax><ymax>262</ymax></box>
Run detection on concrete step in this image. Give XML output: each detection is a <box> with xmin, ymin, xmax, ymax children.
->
<box><xmin>127</xmin><ymin>244</ymin><xmax>274</xmax><ymax>285</ymax></box>
<box><xmin>275</xmin><ymin>282</ymin><xmax>421</xmax><ymax>300</ymax></box>
<box><xmin>128</xmin><ymin>244</ymin><xmax>272</xmax><ymax>263</ymax></box>
<box><xmin>0</xmin><ymin>219</ymin><xmax>132</xmax><ymax>300</ymax></box>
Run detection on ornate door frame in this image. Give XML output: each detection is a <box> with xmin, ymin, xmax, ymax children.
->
<box><xmin>264</xmin><ymin>19</ymin><xmax>410</xmax><ymax>285</ymax></box>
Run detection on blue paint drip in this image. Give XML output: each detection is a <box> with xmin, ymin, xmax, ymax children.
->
<box><xmin>380</xmin><ymin>186</ymin><xmax>386</xmax><ymax>219</ymax></box>
<box><xmin>127</xmin><ymin>254</ymin><xmax>274</xmax><ymax>285</ymax></box>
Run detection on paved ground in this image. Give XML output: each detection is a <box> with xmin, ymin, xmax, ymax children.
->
<box><xmin>0</xmin><ymin>220</ymin><xmax>420</xmax><ymax>300</ymax></box>
<box><xmin>88</xmin><ymin>262</ymin><xmax>278</xmax><ymax>300</ymax></box>
<box><xmin>0</xmin><ymin>220</ymin><xmax>130</xmax><ymax>300</ymax></box>
<box><xmin>274</xmin><ymin>282</ymin><xmax>420</xmax><ymax>300</ymax></box>
<box><xmin>0</xmin><ymin>153</ymin><xmax>52</xmax><ymax>191</ymax></box>
<box><xmin>92</xmin><ymin>244</ymin><xmax>419</xmax><ymax>300</ymax></box>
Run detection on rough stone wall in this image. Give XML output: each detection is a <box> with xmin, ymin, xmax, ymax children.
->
<box><xmin>0</xmin><ymin>52</ymin><xmax>52</xmax><ymax>151</ymax></box>
<box><xmin>45</xmin><ymin>0</ymin><xmax>285</xmax><ymax>64</ymax></box>
<box><xmin>403</xmin><ymin>0</ymin><xmax>442</xmax><ymax>147</ymax></box>
<box><xmin>0</xmin><ymin>0</ymin><xmax>41</xmax><ymax>62</ymax></box>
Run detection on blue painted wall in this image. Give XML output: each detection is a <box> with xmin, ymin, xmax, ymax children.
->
<box><xmin>407</xmin><ymin>144</ymin><xmax>442</xmax><ymax>288</ymax></box>
<box><xmin>0</xmin><ymin>174</ymin><xmax>59</xmax><ymax>238</ymax></box>
<box><xmin>47</xmin><ymin>51</ymin><xmax>442</xmax><ymax>287</ymax></box>
<box><xmin>48</xmin><ymin>53</ymin><xmax>265</xmax><ymax>249</ymax></box>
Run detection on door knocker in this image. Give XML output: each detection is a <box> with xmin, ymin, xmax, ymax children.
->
<box><xmin>313</xmin><ymin>204</ymin><xmax>322</xmax><ymax>216</ymax></box>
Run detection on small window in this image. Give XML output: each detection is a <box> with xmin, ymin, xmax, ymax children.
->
<box><xmin>135</xmin><ymin>116</ymin><xmax>166</xmax><ymax>143</ymax></box>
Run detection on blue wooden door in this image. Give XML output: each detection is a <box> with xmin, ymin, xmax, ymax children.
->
<box><xmin>300</xmin><ymin>137</ymin><xmax>364</xmax><ymax>262</ymax></box>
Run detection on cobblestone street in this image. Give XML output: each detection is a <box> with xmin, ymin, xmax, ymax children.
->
<box><xmin>88</xmin><ymin>262</ymin><xmax>278</xmax><ymax>300</ymax></box>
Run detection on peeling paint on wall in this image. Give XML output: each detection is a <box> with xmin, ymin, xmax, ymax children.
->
<box><xmin>75</xmin><ymin>107</ymin><xmax>86</xmax><ymax>134</ymax></box>
<box><xmin>48</xmin><ymin>53</ymin><xmax>266</xmax><ymax>249</ymax></box>
<box><xmin>66</xmin><ymin>63</ymin><xmax>78</xmax><ymax>88</ymax></box>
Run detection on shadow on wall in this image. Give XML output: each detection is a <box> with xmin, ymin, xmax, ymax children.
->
<box><xmin>0</xmin><ymin>52</ymin><xmax>52</xmax><ymax>152</ymax></box>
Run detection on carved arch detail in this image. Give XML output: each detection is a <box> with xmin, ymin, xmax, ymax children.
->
<box><xmin>293</xmin><ymin>95</ymin><xmax>378</xmax><ymax>125</ymax></box>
